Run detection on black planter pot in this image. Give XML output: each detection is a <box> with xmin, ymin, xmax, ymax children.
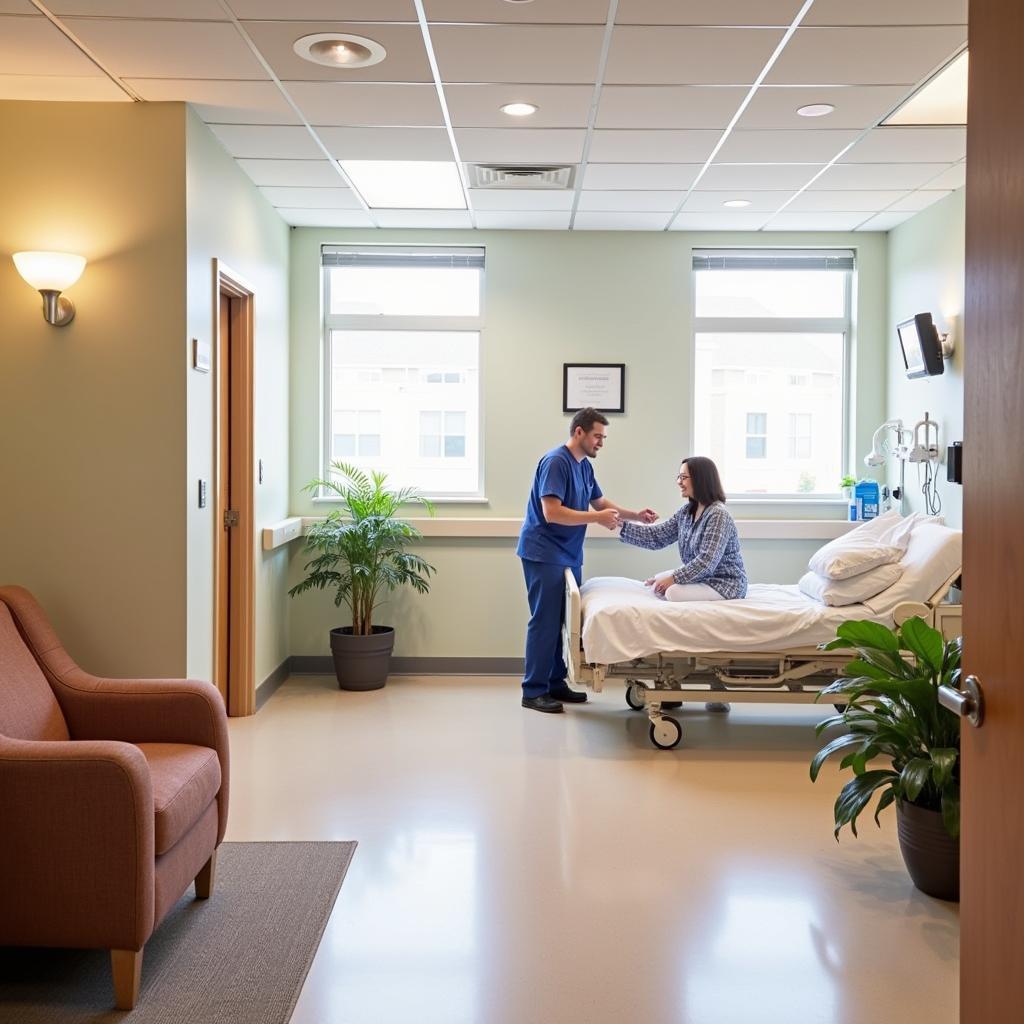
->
<box><xmin>329</xmin><ymin>626</ymin><xmax>395</xmax><ymax>691</ymax></box>
<box><xmin>896</xmin><ymin>799</ymin><xmax>960</xmax><ymax>901</ymax></box>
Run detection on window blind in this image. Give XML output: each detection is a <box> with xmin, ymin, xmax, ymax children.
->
<box><xmin>322</xmin><ymin>245</ymin><xmax>485</xmax><ymax>269</ymax></box>
<box><xmin>692</xmin><ymin>248</ymin><xmax>855</xmax><ymax>271</ymax></box>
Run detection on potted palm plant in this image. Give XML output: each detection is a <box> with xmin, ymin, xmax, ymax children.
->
<box><xmin>810</xmin><ymin>617</ymin><xmax>961</xmax><ymax>901</ymax></box>
<box><xmin>289</xmin><ymin>462</ymin><xmax>436</xmax><ymax>691</ymax></box>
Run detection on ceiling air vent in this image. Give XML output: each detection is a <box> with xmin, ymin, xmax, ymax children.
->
<box><xmin>468</xmin><ymin>164</ymin><xmax>576</xmax><ymax>190</ymax></box>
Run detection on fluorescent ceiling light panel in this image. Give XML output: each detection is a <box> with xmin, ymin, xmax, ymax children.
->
<box><xmin>339</xmin><ymin>161</ymin><xmax>466</xmax><ymax>209</ymax></box>
<box><xmin>885</xmin><ymin>51</ymin><xmax>967</xmax><ymax>126</ymax></box>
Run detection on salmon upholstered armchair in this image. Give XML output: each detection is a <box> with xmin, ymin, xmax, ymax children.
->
<box><xmin>0</xmin><ymin>586</ymin><xmax>230</xmax><ymax>1010</ymax></box>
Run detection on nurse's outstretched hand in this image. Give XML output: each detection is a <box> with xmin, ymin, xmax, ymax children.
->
<box><xmin>596</xmin><ymin>508</ymin><xmax>620</xmax><ymax>530</ymax></box>
<box><xmin>638</xmin><ymin>508</ymin><xmax>658</xmax><ymax>523</ymax></box>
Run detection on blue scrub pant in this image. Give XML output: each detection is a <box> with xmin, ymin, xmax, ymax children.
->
<box><xmin>521</xmin><ymin>559</ymin><xmax>582</xmax><ymax>698</ymax></box>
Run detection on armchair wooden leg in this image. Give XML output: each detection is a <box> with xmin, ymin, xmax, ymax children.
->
<box><xmin>111</xmin><ymin>948</ymin><xmax>143</xmax><ymax>1010</ymax></box>
<box><xmin>195</xmin><ymin>849</ymin><xmax>218</xmax><ymax>899</ymax></box>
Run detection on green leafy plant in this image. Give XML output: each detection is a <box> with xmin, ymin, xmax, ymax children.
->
<box><xmin>810</xmin><ymin>617</ymin><xmax>961</xmax><ymax>840</ymax></box>
<box><xmin>839</xmin><ymin>474</ymin><xmax>856</xmax><ymax>490</ymax></box>
<box><xmin>288</xmin><ymin>462</ymin><xmax>436</xmax><ymax>635</ymax></box>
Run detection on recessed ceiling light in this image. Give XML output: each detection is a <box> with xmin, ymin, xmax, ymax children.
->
<box><xmin>797</xmin><ymin>103</ymin><xmax>835</xmax><ymax>118</ymax></box>
<box><xmin>884</xmin><ymin>51</ymin><xmax>968</xmax><ymax>126</ymax></box>
<box><xmin>500</xmin><ymin>102</ymin><xmax>539</xmax><ymax>117</ymax></box>
<box><xmin>339</xmin><ymin>161</ymin><xmax>466</xmax><ymax>209</ymax></box>
<box><xmin>293</xmin><ymin>32</ymin><xmax>386</xmax><ymax>69</ymax></box>
<box><xmin>723</xmin><ymin>199</ymin><xmax>752</xmax><ymax>208</ymax></box>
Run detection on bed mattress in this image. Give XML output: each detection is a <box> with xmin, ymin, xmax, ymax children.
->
<box><xmin>579</xmin><ymin>577</ymin><xmax>893</xmax><ymax>664</ymax></box>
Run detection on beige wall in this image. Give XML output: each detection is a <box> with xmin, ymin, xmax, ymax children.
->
<box><xmin>0</xmin><ymin>101</ymin><xmax>188</xmax><ymax>675</ymax></box>
<box><xmin>886</xmin><ymin>189</ymin><xmax>965</xmax><ymax>526</ymax></box>
<box><xmin>184</xmin><ymin>109</ymin><xmax>291</xmax><ymax>685</ymax></box>
<box><xmin>288</xmin><ymin>228</ymin><xmax>888</xmax><ymax>659</ymax></box>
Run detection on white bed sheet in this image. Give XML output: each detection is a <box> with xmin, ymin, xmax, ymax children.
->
<box><xmin>579</xmin><ymin>577</ymin><xmax>893</xmax><ymax>664</ymax></box>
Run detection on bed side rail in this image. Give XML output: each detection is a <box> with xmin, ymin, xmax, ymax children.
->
<box><xmin>562</xmin><ymin>568</ymin><xmax>583</xmax><ymax>685</ymax></box>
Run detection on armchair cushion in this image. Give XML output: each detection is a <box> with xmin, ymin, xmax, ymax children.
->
<box><xmin>0</xmin><ymin>605</ymin><xmax>69</xmax><ymax>742</ymax></box>
<box><xmin>136</xmin><ymin>743</ymin><xmax>221</xmax><ymax>855</ymax></box>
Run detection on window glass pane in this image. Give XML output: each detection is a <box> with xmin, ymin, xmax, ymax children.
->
<box><xmin>420</xmin><ymin>435</ymin><xmax>441</xmax><ymax>458</ymax></box>
<box><xmin>695</xmin><ymin>269</ymin><xmax>846</xmax><ymax>318</ymax></box>
<box><xmin>333</xmin><ymin>434</ymin><xmax>356</xmax><ymax>457</ymax></box>
<box><xmin>359</xmin><ymin>411</ymin><xmax>381</xmax><ymax>433</ymax></box>
<box><xmin>444</xmin><ymin>436</ymin><xmax>466</xmax><ymax>458</ymax></box>
<box><xmin>358</xmin><ymin>435</ymin><xmax>381</xmax><ymax>457</ymax></box>
<box><xmin>445</xmin><ymin>411</ymin><xmax>466</xmax><ymax>434</ymax></box>
<box><xmin>334</xmin><ymin>410</ymin><xmax>357</xmax><ymax>432</ymax></box>
<box><xmin>330</xmin><ymin>267</ymin><xmax>481</xmax><ymax>316</ymax></box>
<box><xmin>420</xmin><ymin>410</ymin><xmax>442</xmax><ymax>434</ymax></box>
<box><xmin>694</xmin><ymin>332</ymin><xmax>843</xmax><ymax>495</ymax></box>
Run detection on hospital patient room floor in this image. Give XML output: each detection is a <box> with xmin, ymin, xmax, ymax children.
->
<box><xmin>227</xmin><ymin>675</ymin><xmax>958</xmax><ymax>1024</ymax></box>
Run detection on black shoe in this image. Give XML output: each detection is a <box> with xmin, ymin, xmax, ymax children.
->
<box><xmin>548</xmin><ymin>685</ymin><xmax>587</xmax><ymax>704</ymax></box>
<box><xmin>705</xmin><ymin>701</ymin><xmax>731</xmax><ymax>713</ymax></box>
<box><xmin>522</xmin><ymin>694</ymin><xmax>564</xmax><ymax>714</ymax></box>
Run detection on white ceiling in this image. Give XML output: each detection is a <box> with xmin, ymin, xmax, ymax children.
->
<box><xmin>0</xmin><ymin>0</ymin><xmax>968</xmax><ymax>232</ymax></box>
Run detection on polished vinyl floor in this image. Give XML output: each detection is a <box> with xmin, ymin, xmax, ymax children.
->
<box><xmin>226</xmin><ymin>675</ymin><xmax>959</xmax><ymax>1024</ymax></box>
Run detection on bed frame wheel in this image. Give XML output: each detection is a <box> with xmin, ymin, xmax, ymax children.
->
<box><xmin>626</xmin><ymin>682</ymin><xmax>647</xmax><ymax>710</ymax></box>
<box><xmin>649</xmin><ymin>717</ymin><xmax>682</xmax><ymax>750</ymax></box>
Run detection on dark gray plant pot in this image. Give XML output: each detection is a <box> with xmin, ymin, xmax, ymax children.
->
<box><xmin>896</xmin><ymin>799</ymin><xmax>960</xmax><ymax>901</ymax></box>
<box><xmin>329</xmin><ymin>626</ymin><xmax>395</xmax><ymax>691</ymax></box>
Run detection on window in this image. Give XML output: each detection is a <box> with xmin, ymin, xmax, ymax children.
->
<box><xmin>693</xmin><ymin>249</ymin><xmax>852</xmax><ymax>497</ymax></box>
<box><xmin>322</xmin><ymin>246</ymin><xmax>484</xmax><ymax>497</ymax></box>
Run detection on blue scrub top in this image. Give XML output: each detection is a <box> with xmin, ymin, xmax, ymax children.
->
<box><xmin>516</xmin><ymin>445</ymin><xmax>603</xmax><ymax>567</ymax></box>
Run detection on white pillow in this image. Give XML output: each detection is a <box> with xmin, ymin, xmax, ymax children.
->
<box><xmin>799</xmin><ymin>563</ymin><xmax>904</xmax><ymax>606</ymax></box>
<box><xmin>808</xmin><ymin>510</ymin><xmax>919</xmax><ymax>580</ymax></box>
<box><xmin>863</xmin><ymin>522</ymin><xmax>962</xmax><ymax>614</ymax></box>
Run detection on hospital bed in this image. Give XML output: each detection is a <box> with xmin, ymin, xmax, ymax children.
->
<box><xmin>562</xmin><ymin>556</ymin><xmax>961</xmax><ymax>751</ymax></box>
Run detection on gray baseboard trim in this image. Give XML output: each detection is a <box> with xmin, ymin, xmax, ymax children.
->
<box><xmin>288</xmin><ymin>655</ymin><xmax>523</xmax><ymax>677</ymax></box>
<box><xmin>255</xmin><ymin>659</ymin><xmax>290</xmax><ymax>710</ymax></box>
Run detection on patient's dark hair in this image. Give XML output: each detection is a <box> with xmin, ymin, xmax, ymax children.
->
<box><xmin>569</xmin><ymin>407</ymin><xmax>609</xmax><ymax>436</ymax></box>
<box><xmin>682</xmin><ymin>456</ymin><xmax>727</xmax><ymax>512</ymax></box>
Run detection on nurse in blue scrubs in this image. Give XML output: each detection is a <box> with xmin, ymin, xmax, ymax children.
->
<box><xmin>516</xmin><ymin>408</ymin><xmax>657</xmax><ymax>713</ymax></box>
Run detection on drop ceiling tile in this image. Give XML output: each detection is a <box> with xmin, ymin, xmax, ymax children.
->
<box><xmin>840</xmin><ymin>127</ymin><xmax>966</xmax><ymax>164</ymax></box>
<box><xmin>682</xmin><ymin>190</ymin><xmax>794</xmax><ymax>212</ymax></box>
<box><xmin>786</xmin><ymin>189</ymin><xmax>907</xmax><ymax>212</ymax></box>
<box><xmin>579</xmin><ymin>190</ymin><xmax>685</xmax><ymax>212</ymax></box>
<box><xmin>277</xmin><ymin>208</ymin><xmax>375</xmax><ymax>227</ymax></box>
<box><xmin>430</xmin><ymin>26</ymin><xmax>605</xmax><ymax>84</ymax></box>
<box><xmin>0</xmin><ymin>74</ymin><xmax>130</xmax><ymax>101</ymax></box>
<box><xmin>455</xmin><ymin>129</ymin><xmax>585</xmax><ymax>164</ymax></box>
<box><xmin>232</xmin><ymin>0</ymin><xmax>415</xmax><ymax>17</ymax></box>
<box><xmin>425</xmin><ymin>0</ymin><xmax>607</xmax><ymax>22</ymax></box>
<box><xmin>467</xmin><ymin>190</ymin><xmax>575</xmax><ymax>211</ymax></box>
<box><xmin>698</xmin><ymin>163</ymin><xmax>821</xmax><ymax>190</ymax></box>
<box><xmin>445</xmin><ymin>85</ymin><xmax>593</xmax><ymax>129</ymax></box>
<box><xmin>589</xmin><ymin>130</ymin><xmax>719</xmax><ymax>163</ymax></box>
<box><xmin>605</xmin><ymin>27</ymin><xmax>785</xmax><ymax>85</ymax></box>
<box><xmin>62</xmin><ymin>18</ymin><xmax>268</xmax><ymax>78</ymax></box>
<box><xmin>209</xmin><ymin>124</ymin><xmax>322</xmax><ymax>159</ymax></box>
<box><xmin>804</xmin><ymin>0</ymin><xmax>967</xmax><ymax>25</ymax></box>
<box><xmin>52</xmin><ymin>1</ymin><xmax>224</xmax><ymax>16</ymax></box>
<box><xmin>0</xmin><ymin>2</ymin><xmax>36</xmax><ymax>11</ymax></box>
<box><xmin>765</xmin><ymin>27</ymin><xmax>966</xmax><ymax>86</ymax></box>
<box><xmin>597</xmin><ymin>87</ymin><xmax>747</xmax><ymax>130</ymax></box>
<box><xmin>259</xmin><ymin>186</ymin><xmax>363</xmax><ymax>209</ymax></box>
<box><xmin>924</xmin><ymin>162</ymin><xmax>966</xmax><ymax>190</ymax></box>
<box><xmin>317</xmin><ymin>126</ymin><xmax>453</xmax><ymax>160</ymax></box>
<box><xmin>242</xmin><ymin>21</ymin><xmax>432</xmax><ymax>82</ymax></box>
<box><xmin>126</xmin><ymin>79</ymin><xmax>298</xmax><ymax>124</ymax></box>
<box><xmin>617</xmin><ymin>1</ymin><xmax>803</xmax><ymax>24</ymax></box>
<box><xmin>857</xmin><ymin>211</ymin><xmax>916</xmax><ymax>231</ymax></box>
<box><xmin>573</xmin><ymin>211</ymin><xmax>671</xmax><ymax>230</ymax></box>
<box><xmin>809</xmin><ymin>162</ymin><xmax>951</xmax><ymax>190</ymax></box>
<box><xmin>287</xmin><ymin>83</ymin><xmax>443</xmax><ymax>127</ymax></box>
<box><xmin>738</xmin><ymin>85</ymin><xmax>910</xmax><ymax>130</ymax></box>
<box><xmin>887</xmin><ymin>189</ymin><xmax>953</xmax><ymax>212</ymax></box>
<box><xmin>716</xmin><ymin>129</ymin><xmax>859</xmax><ymax>163</ymax></box>
<box><xmin>669</xmin><ymin>211</ymin><xmax>772</xmax><ymax>231</ymax></box>
<box><xmin>583</xmin><ymin>163</ymin><xmax>702</xmax><ymax>189</ymax></box>
<box><xmin>373</xmin><ymin>210</ymin><xmax>473</xmax><ymax>228</ymax></box>
<box><xmin>0</xmin><ymin>15</ymin><xmax>105</xmax><ymax>75</ymax></box>
<box><xmin>236</xmin><ymin>158</ymin><xmax>344</xmax><ymax>186</ymax></box>
<box><xmin>474</xmin><ymin>212</ymin><xmax>572</xmax><ymax>230</ymax></box>
<box><xmin>764</xmin><ymin>211</ymin><xmax>869</xmax><ymax>231</ymax></box>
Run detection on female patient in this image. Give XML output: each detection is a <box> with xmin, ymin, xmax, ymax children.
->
<box><xmin>620</xmin><ymin>455</ymin><xmax>747</xmax><ymax>602</ymax></box>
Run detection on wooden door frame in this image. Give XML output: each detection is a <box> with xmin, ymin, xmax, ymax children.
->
<box><xmin>213</xmin><ymin>259</ymin><xmax>256</xmax><ymax>718</ymax></box>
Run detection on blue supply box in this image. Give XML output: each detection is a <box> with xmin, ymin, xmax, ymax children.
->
<box><xmin>855</xmin><ymin>479</ymin><xmax>880</xmax><ymax>520</ymax></box>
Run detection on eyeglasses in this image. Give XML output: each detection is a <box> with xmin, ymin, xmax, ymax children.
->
<box><xmin>676</xmin><ymin>473</ymin><xmax>690</xmax><ymax>482</ymax></box>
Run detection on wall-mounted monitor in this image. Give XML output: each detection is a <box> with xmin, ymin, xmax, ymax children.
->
<box><xmin>897</xmin><ymin>312</ymin><xmax>945</xmax><ymax>379</ymax></box>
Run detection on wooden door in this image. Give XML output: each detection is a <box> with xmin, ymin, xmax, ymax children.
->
<box><xmin>961</xmin><ymin>2</ymin><xmax>1024</xmax><ymax>1019</ymax></box>
<box><xmin>215</xmin><ymin>292</ymin><xmax>231</xmax><ymax>704</ymax></box>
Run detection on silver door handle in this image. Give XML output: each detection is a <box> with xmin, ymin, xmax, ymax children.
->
<box><xmin>938</xmin><ymin>674</ymin><xmax>984</xmax><ymax>727</ymax></box>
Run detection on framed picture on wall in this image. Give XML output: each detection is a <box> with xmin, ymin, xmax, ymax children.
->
<box><xmin>563</xmin><ymin>363</ymin><xmax>625</xmax><ymax>414</ymax></box>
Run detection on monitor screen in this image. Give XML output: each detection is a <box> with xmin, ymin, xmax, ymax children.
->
<box><xmin>898</xmin><ymin>319</ymin><xmax>926</xmax><ymax>376</ymax></box>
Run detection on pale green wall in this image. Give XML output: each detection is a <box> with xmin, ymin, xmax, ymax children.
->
<box><xmin>288</xmin><ymin>228</ymin><xmax>887</xmax><ymax>659</ymax></box>
<box><xmin>184</xmin><ymin>110</ymin><xmax>291</xmax><ymax>684</ymax></box>
<box><xmin>0</xmin><ymin>101</ymin><xmax>188</xmax><ymax>676</ymax></box>
<box><xmin>885</xmin><ymin>189</ymin><xmax>965</xmax><ymax>527</ymax></box>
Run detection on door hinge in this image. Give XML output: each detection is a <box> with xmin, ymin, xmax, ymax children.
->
<box><xmin>223</xmin><ymin>509</ymin><xmax>240</xmax><ymax>529</ymax></box>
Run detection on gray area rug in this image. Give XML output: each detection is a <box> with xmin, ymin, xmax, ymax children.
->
<box><xmin>0</xmin><ymin>841</ymin><xmax>356</xmax><ymax>1024</ymax></box>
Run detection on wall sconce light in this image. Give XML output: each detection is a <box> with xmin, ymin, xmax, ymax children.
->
<box><xmin>12</xmin><ymin>251</ymin><xmax>87</xmax><ymax>326</ymax></box>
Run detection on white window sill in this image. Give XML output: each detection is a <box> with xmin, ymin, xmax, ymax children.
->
<box><xmin>311</xmin><ymin>495</ymin><xmax>490</xmax><ymax>505</ymax></box>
